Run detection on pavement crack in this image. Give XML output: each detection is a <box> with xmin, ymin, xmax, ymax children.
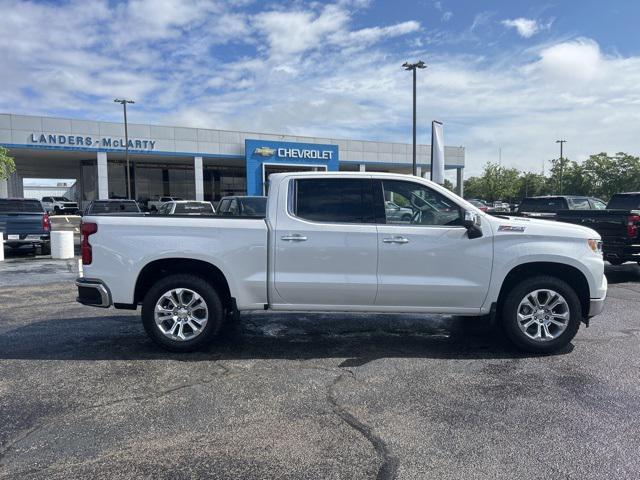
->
<box><xmin>326</xmin><ymin>370</ymin><xmax>399</xmax><ymax>480</ymax></box>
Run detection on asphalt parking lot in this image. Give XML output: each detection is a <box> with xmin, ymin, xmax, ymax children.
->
<box><xmin>0</xmin><ymin>258</ymin><xmax>639</xmax><ymax>479</ymax></box>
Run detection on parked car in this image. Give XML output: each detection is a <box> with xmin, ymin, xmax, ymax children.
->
<box><xmin>556</xmin><ymin>192</ymin><xmax>640</xmax><ymax>265</ymax></box>
<box><xmin>147</xmin><ymin>196</ymin><xmax>183</xmax><ymax>212</ymax></box>
<box><xmin>487</xmin><ymin>201</ymin><xmax>511</xmax><ymax>213</ymax></box>
<box><xmin>467</xmin><ymin>199</ymin><xmax>489</xmax><ymax>212</ymax></box>
<box><xmin>517</xmin><ymin>196</ymin><xmax>606</xmax><ymax>219</ymax></box>
<box><xmin>155</xmin><ymin>201</ymin><xmax>216</xmax><ymax>216</ymax></box>
<box><xmin>0</xmin><ymin>198</ymin><xmax>50</xmax><ymax>254</ymax></box>
<box><xmin>76</xmin><ymin>172</ymin><xmax>606</xmax><ymax>355</ymax></box>
<box><xmin>385</xmin><ymin>200</ymin><xmax>414</xmax><ymax>222</ymax></box>
<box><xmin>217</xmin><ymin>196</ymin><xmax>267</xmax><ymax>217</ymax></box>
<box><xmin>83</xmin><ymin>199</ymin><xmax>144</xmax><ymax>216</ymax></box>
<box><xmin>41</xmin><ymin>196</ymin><xmax>79</xmax><ymax>215</ymax></box>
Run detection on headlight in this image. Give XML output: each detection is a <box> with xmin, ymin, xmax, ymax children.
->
<box><xmin>587</xmin><ymin>239</ymin><xmax>603</xmax><ymax>255</ymax></box>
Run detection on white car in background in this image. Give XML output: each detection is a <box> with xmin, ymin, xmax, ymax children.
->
<box><xmin>41</xmin><ymin>196</ymin><xmax>79</xmax><ymax>215</ymax></box>
<box><xmin>155</xmin><ymin>201</ymin><xmax>216</xmax><ymax>216</ymax></box>
<box><xmin>147</xmin><ymin>196</ymin><xmax>183</xmax><ymax>212</ymax></box>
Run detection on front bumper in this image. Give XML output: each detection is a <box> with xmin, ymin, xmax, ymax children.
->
<box><xmin>587</xmin><ymin>273</ymin><xmax>607</xmax><ymax>318</ymax></box>
<box><xmin>588</xmin><ymin>297</ymin><xmax>606</xmax><ymax>317</ymax></box>
<box><xmin>76</xmin><ymin>278</ymin><xmax>112</xmax><ymax>308</ymax></box>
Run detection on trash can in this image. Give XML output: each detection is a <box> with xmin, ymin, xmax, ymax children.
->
<box><xmin>51</xmin><ymin>230</ymin><xmax>74</xmax><ymax>259</ymax></box>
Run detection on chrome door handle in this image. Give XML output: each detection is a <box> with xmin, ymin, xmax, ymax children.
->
<box><xmin>281</xmin><ymin>234</ymin><xmax>308</xmax><ymax>241</ymax></box>
<box><xmin>383</xmin><ymin>236</ymin><xmax>409</xmax><ymax>244</ymax></box>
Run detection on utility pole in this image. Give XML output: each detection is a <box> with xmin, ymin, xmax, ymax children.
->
<box><xmin>402</xmin><ymin>61</ymin><xmax>427</xmax><ymax>176</ymax></box>
<box><xmin>556</xmin><ymin>139</ymin><xmax>567</xmax><ymax>194</ymax></box>
<box><xmin>114</xmin><ymin>98</ymin><xmax>135</xmax><ymax>199</ymax></box>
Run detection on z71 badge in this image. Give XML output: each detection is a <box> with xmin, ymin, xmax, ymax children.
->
<box><xmin>498</xmin><ymin>225</ymin><xmax>526</xmax><ymax>232</ymax></box>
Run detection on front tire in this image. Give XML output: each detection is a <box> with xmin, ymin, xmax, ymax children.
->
<box><xmin>501</xmin><ymin>276</ymin><xmax>581</xmax><ymax>354</ymax></box>
<box><xmin>142</xmin><ymin>274</ymin><xmax>224</xmax><ymax>352</ymax></box>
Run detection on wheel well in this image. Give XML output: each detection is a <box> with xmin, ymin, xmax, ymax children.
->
<box><xmin>134</xmin><ymin>258</ymin><xmax>232</xmax><ymax>310</ymax></box>
<box><xmin>497</xmin><ymin>262</ymin><xmax>590</xmax><ymax>318</ymax></box>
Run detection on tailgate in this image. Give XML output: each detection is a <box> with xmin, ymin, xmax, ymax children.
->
<box><xmin>0</xmin><ymin>213</ymin><xmax>46</xmax><ymax>237</ymax></box>
<box><xmin>557</xmin><ymin>209</ymin><xmax>631</xmax><ymax>239</ymax></box>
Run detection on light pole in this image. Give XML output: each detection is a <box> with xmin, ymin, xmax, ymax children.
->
<box><xmin>556</xmin><ymin>139</ymin><xmax>567</xmax><ymax>194</ymax></box>
<box><xmin>114</xmin><ymin>98</ymin><xmax>135</xmax><ymax>199</ymax></box>
<box><xmin>402</xmin><ymin>60</ymin><xmax>427</xmax><ymax>176</ymax></box>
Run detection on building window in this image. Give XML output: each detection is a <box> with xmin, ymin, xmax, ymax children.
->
<box><xmin>203</xmin><ymin>165</ymin><xmax>246</xmax><ymax>202</ymax></box>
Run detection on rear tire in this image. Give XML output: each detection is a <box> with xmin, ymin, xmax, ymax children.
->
<box><xmin>501</xmin><ymin>275</ymin><xmax>581</xmax><ymax>354</ymax></box>
<box><xmin>142</xmin><ymin>274</ymin><xmax>224</xmax><ymax>352</ymax></box>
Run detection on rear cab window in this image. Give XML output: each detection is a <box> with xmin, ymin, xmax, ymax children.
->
<box><xmin>607</xmin><ymin>194</ymin><xmax>640</xmax><ymax>210</ymax></box>
<box><xmin>518</xmin><ymin>197</ymin><xmax>567</xmax><ymax>213</ymax></box>
<box><xmin>0</xmin><ymin>199</ymin><xmax>44</xmax><ymax>213</ymax></box>
<box><xmin>174</xmin><ymin>202</ymin><xmax>214</xmax><ymax>214</ymax></box>
<box><xmin>90</xmin><ymin>201</ymin><xmax>140</xmax><ymax>213</ymax></box>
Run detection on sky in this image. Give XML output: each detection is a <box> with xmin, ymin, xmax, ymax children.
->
<box><xmin>1</xmin><ymin>0</ymin><xmax>639</xmax><ymax>176</ymax></box>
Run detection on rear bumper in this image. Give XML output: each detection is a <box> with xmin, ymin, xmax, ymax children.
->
<box><xmin>603</xmin><ymin>241</ymin><xmax>640</xmax><ymax>262</ymax></box>
<box><xmin>76</xmin><ymin>277</ymin><xmax>112</xmax><ymax>308</ymax></box>
<box><xmin>4</xmin><ymin>234</ymin><xmax>50</xmax><ymax>248</ymax></box>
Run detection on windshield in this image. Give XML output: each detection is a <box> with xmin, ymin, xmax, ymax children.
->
<box><xmin>52</xmin><ymin>197</ymin><xmax>71</xmax><ymax>201</ymax></box>
<box><xmin>607</xmin><ymin>194</ymin><xmax>640</xmax><ymax>210</ymax></box>
<box><xmin>0</xmin><ymin>199</ymin><xmax>44</xmax><ymax>213</ymax></box>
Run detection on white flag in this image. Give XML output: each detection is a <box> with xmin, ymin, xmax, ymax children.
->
<box><xmin>431</xmin><ymin>121</ymin><xmax>445</xmax><ymax>184</ymax></box>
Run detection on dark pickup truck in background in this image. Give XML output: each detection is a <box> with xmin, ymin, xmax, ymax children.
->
<box><xmin>0</xmin><ymin>199</ymin><xmax>51</xmax><ymax>254</ymax></box>
<box><xmin>557</xmin><ymin>192</ymin><xmax>640</xmax><ymax>265</ymax></box>
<box><xmin>516</xmin><ymin>195</ymin><xmax>607</xmax><ymax>219</ymax></box>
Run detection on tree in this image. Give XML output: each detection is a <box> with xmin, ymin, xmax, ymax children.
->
<box><xmin>0</xmin><ymin>146</ymin><xmax>15</xmax><ymax>180</ymax></box>
<box><xmin>442</xmin><ymin>179</ymin><xmax>455</xmax><ymax>192</ymax></box>
<box><xmin>462</xmin><ymin>162</ymin><xmax>521</xmax><ymax>201</ymax></box>
<box><xmin>463</xmin><ymin>152</ymin><xmax>640</xmax><ymax>202</ymax></box>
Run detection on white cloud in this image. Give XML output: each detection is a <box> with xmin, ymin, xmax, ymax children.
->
<box><xmin>441</xmin><ymin>11</ymin><xmax>453</xmax><ymax>22</ymax></box>
<box><xmin>501</xmin><ymin>17</ymin><xmax>547</xmax><ymax>38</ymax></box>
<box><xmin>534</xmin><ymin>38</ymin><xmax>602</xmax><ymax>80</ymax></box>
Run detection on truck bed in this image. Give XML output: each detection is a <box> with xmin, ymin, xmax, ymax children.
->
<box><xmin>82</xmin><ymin>214</ymin><xmax>269</xmax><ymax>309</ymax></box>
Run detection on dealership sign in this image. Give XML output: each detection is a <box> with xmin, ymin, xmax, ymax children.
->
<box><xmin>252</xmin><ymin>145</ymin><xmax>334</xmax><ymax>160</ymax></box>
<box><xmin>245</xmin><ymin>138</ymin><xmax>340</xmax><ymax>196</ymax></box>
<box><xmin>29</xmin><ymin>133</ymin><xmax>156</xmax><ymax>150</ymax></box>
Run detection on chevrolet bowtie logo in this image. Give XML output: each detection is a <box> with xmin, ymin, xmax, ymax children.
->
<box><xmin>254</xmin><ymin>146</ymin><xmax>276</xmax><ymax>157</ymax></box>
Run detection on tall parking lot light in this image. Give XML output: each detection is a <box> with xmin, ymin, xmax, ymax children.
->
<box><xmin>556</xmin><ymin>139</ymin><xmax>567</xmax><ymax>194</ymax></box>
<box><xmin>402</xmin><ymin>61</ymin><xmax>427</xmax><ymax>176</ymax></box>
<box><xmin>114</xmin><ymin>99</ymin><xmax>135</xmax><ymax>199</ymax></box>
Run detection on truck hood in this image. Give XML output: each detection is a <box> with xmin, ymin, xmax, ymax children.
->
<box><xmin>484</xmin><ymin>214</ymin><xmax>600</xmax><ymax>240</ymax></box>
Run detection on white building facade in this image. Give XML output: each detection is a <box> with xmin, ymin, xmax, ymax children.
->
<box><xmin>0</xmin><ymin>113</ymin><xmax>465</xmax><ymax>206</ymax></box>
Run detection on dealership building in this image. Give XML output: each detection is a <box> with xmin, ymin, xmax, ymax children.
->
<box><xmin>0</xmin><ymin>113</ymin><xmax>465</xmax><ymax>207</ymax></box>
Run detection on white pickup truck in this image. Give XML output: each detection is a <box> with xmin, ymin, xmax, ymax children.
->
<box><xmin>76</xmin><ymin>172</ymin><xmax>607</xmax><ymax>354</ymax></box>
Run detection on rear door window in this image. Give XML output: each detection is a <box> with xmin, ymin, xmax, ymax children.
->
<box><xmin>293</xmin><ymin>178</ymin><xmax>375</xmax><ymax>223</ymax></box>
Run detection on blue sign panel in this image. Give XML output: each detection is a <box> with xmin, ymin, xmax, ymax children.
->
<box><xmin>245</xmin><ymin>139</ymin><xmax>339</xmax><ymax>195</ymax></box>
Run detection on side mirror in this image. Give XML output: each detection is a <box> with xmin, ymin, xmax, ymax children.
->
<box><xmin>463</xmin><ymin>210</ymin><xmax>483</xmax><ymax>239</ymax></box>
